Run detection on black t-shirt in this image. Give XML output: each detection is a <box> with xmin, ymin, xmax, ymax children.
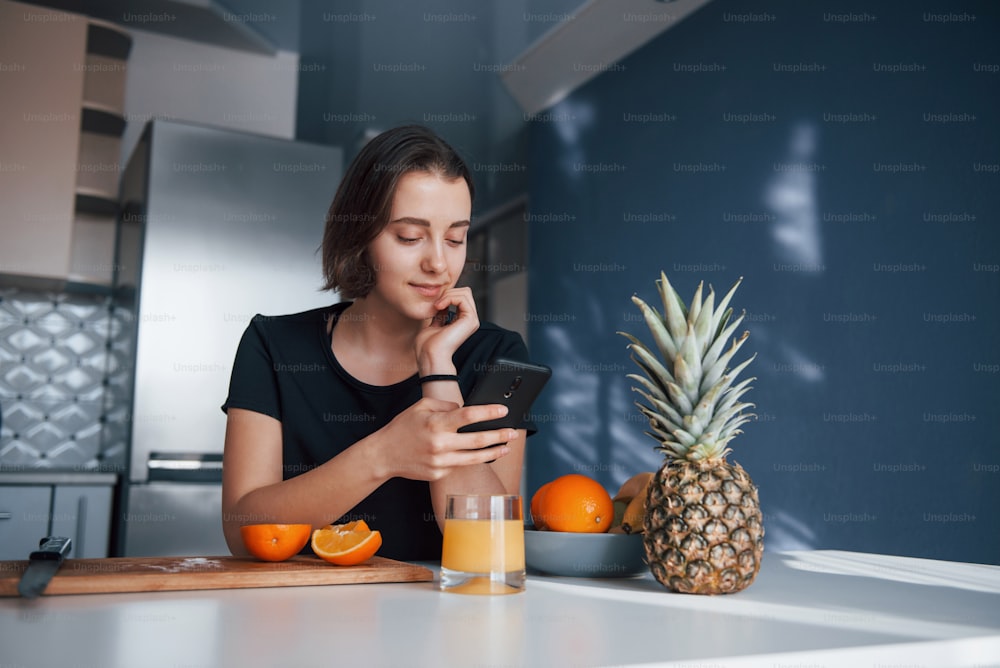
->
<box><xmin>222</xmin><ymin>301</ymin><xmax>535</xmax><ymax>560</ymax></box>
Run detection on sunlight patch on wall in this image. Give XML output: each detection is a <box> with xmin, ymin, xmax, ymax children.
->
<box><xmin>765</xmin><ymin>122</ymin><xmax>823</xmax><ymax>271</ymax></box>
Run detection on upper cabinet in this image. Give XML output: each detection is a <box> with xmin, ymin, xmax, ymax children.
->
<box><xmin>0</xmin><ymin>0</ymin><xmax>131</xmax><ymax>287</ymax></box>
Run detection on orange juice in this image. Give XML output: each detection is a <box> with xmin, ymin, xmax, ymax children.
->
<box><xmin>440</xmin><ymin>494</ymin><xmax>525</xmax><ymax>594</ymax></box>
<box><xmin>441</xmin><ymin>519</ymin><xmax>525</xmax><ymax>573</ymax></box>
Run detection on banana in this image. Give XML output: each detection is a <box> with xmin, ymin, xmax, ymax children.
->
<box><xmin>611</xmin><ymin>499</ymin><xmax>628</xmax><ymax>529</ymax></box>
<box><xmin>612</xmin><ymin>471</ymin><xmax>654</xmax><ymax>504</ymax></box>
<box><xmin>621</xmin><ymin>490</ymin><xmax>648</xmax><ymax>534</ymax></box>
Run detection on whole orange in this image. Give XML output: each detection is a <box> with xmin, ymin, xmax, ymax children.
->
<box><xmin>536</xmin><ymin>474</ymin><xmax>614</xmax><ymax>533</ymax></box>
<box><xmin>240</xmin><ymin>523</ymin><xmax>312</xmax><ymax>562</ymax></box>
<box><xmin>530</xmin><ymin>481</ymin><xmax>553</xmax><ymax>529</ymax></box>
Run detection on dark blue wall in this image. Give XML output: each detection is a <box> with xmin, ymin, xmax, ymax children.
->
<box><xmin>525</xmin><ymin>0</ymin><xmax>999</xmax><ymax>564</ymax></box>
<box><xmin>294</xmin><ymin>0</ymin><xmax>533</xmax><ymax>215</ymax></box>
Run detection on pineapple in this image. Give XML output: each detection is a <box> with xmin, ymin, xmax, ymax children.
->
<box><xmin>620</xmin><ymin>272</ymin><xmax>763</xmax><ymax>595</ymax></box>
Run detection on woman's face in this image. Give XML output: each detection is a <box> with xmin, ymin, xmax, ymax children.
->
<box><xmin>365</xmin><ymin>171</ymin><xmax>472</xmax><ymax>321</ymax></box>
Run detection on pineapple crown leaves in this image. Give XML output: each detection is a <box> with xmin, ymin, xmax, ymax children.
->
<box><xmin>618</xmin><ymin>272</ymin><xmax>756</xmax><ymax>461</ymax></box>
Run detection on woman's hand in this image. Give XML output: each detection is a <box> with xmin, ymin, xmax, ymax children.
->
<box><xmin>414</xmin><ymin>287</ymin><xmax>479</xmax><ymax>375</ymax></box>
<box><xmin>374</xmin><ymin>397</ymin><xmax>516</xmax><ymax>481</ymax></box>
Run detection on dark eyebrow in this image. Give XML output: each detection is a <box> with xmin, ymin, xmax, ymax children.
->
<box><xmin>389</xmin><ymin>216</ymin><xmax>470</xmax><ymax>229</ymax></box>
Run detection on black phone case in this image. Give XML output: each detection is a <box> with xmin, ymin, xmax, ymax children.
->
<box><xmin>458</xmin><ymin>358</ymin><xmax>552</xmax><ymax>433</ymax></box>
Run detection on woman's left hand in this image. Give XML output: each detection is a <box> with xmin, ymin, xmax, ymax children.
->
<box><xmin>415</xmin><ymin>286</ymin><xmax>479</xmax><ymax>374</ymax></box>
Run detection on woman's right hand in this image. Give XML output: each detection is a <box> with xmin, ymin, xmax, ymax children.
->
<box><xmin>375</xmin><ymin>397</ymin><xmax>517</xmax><ymax>481</ymax></box>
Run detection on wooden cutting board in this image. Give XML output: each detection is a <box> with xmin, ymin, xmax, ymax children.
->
<box><xmin>0</xmin><ymin>555</ymin><xmax>433</xmax><ymax>597</ymax></box>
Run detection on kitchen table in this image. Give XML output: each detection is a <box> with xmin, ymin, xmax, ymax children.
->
<box><xmin>0</xmin><ymin>550</ymin><xmax>997</xmax><ymax>668</ymax></box>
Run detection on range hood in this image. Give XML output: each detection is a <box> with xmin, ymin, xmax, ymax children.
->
<box><xmin>501</xmin><ymin>0</ymin><xmax>715</xmax><ymax>115</ymax></box>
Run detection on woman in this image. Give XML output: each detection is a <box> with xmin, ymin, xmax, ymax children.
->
<box><xmin>221</xmin><ymin>125</ymin><xmax>534</xmax><ymax>560</ymax></box>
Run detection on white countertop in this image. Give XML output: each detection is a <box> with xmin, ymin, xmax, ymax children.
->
<box><xmin>1</xmin><ymin>550</ymin><xmax>998</xmax><ymax>668</ymax></box>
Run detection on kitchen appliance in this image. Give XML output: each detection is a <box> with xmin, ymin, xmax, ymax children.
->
<box><xmin>0</xmin><ymin>555</ymin><xmax>432</xmax><ymax>596</ymax></box>
<box><xmin>117</xmin><ymin>120</ymin><xmax>342</xmax><ymax>556</ymax></box>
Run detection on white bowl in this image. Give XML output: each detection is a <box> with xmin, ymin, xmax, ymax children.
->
<box><xmin>524</xmin><ymin>527</ymin><xmax>647</xmax><ymax>578</ymax></box>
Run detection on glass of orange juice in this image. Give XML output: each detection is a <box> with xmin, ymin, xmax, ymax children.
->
<box><xmin>440</xmin><ymin>494</ymin><xmax>525</xmax><ymax>595</ymax></box>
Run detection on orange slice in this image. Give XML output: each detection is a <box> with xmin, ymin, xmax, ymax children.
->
<box><xmin>240</xmin><ymin>523</ymin><xmax>312</xmax><ymax>562</ymax></box>
<box><xmin>311</xmin><ymin>520</ymin><xmax>383</xmax><ymax>566</ymax></box>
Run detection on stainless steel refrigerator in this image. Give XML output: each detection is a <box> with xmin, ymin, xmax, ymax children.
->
<box><xmin>116</xmin><ymin>120</ymin><xmax>342</xmax><ymax>556</ymax></box>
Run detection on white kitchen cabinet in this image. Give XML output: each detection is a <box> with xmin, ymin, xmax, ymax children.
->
<box><xmin>0</xmin><ymin>485</ymin><xmax>51</xmax><ymax>560</ymax></box>
<box><xmin>50</xmin><ymin>484</ymin><xmax>112</xmax><ymax>559</ymax></box>
<box><xmin>0</xmin><ymin>0</ymin><xmax>130</xmax><ymax>286</ymax></box>
<box><xmin>0</xmin><ymin>480</ymin><xmax>113</xmax><ymax>559</ymax></box>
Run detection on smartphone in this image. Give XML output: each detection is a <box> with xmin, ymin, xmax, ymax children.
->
<box><xmin>458</xmin><ymin>358</ymin><xmax>552</xmax><ymax>433</ymax></box>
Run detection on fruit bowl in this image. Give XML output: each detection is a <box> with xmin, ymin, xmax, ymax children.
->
<box><xmin>524</xmin><ymin>527</ymin><xmax>647</xmax><ymax>578</ymax></box>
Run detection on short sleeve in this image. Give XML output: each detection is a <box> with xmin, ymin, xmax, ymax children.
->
<box><xmin>221</xmin><ymin>317</ymin><xmax>281</xmax><ymax>421</ymax></box>
<box><xmin>496</xmin><ymin>331</ymin><xmax>531</xmax><ymax>365</ymax></box>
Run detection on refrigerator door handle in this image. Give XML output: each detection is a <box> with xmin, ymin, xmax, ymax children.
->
<box><xmin>146</xmin><ymin>452</ymin><xmax>223</xmax><ymax>483</ymax></box>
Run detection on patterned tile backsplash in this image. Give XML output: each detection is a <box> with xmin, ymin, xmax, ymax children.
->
<box><xmin>0</xmin><ymin>286</ymin><xmax>134</xmax><ymax>472</ymax></box>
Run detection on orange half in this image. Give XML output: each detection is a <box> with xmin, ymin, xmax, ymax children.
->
<box><xmin>311</xmin><ymin>520</ymin><xmax>383</xmax><ymax>566</ymax></box>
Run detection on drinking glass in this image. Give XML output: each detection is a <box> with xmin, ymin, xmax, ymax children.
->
<box><xmin>440</xmin><ymin>494</ymin><xmax>525</xmax><ymax>595</ymax></box>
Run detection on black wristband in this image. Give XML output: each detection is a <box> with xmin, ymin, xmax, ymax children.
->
<box><xmin>418</xmin><ymin>374</ymin><xmax>460</xmax><ymax>385</ymax></box>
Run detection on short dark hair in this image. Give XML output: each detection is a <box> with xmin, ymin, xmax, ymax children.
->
<box><xmin>320</xmin><ymin>125</ymin><xmax>475</xmax><ymax>298</ymax></box>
